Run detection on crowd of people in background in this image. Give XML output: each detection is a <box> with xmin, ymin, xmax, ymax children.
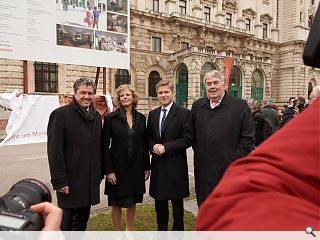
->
<box><xmin>247</xmin><ymin>85</ymin><xmax>320</xmax><ymax>147</ymax></box>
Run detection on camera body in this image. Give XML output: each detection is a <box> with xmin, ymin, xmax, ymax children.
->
<box><xmin>0</xmin><ymin>179</ymin><xmax>51</xmax><ymax>231</ymax></box>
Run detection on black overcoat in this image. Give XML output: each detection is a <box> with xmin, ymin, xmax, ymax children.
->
<box><xmin>102</xmin><ymin>108</ymin><xmax>150</xmax><ymax>197</ymax></box>
<box><xmin>47</xmin><ymin>101</ymin><xmax>102</xmax><ymax>208</ymax></box>
<box><xmin>147</xmin><ymin>103</ymin><xmax>193</xmax><ymax>200</ymax></box>
<box><xmin>191</xmin><ymin>94</ymin><xmax>255</xmax><ymax>205</ymax></box>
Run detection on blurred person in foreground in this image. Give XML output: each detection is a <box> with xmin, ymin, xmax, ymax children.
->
<box><xmin>47</xmin><ymin>78</ymin><xmax>102</xmax><ymax>231</ymax></box>
<box><xmin>191</xmin><ymin>70</ymin><xmax>255</xmax><ymax>206</ymax></box>
<box><xmin>102</xmin><ymin>84</ymin><xmax>150</xmax><ymax>230</ymax></box>
<box><xmin>195</xmin><ymin>98</ymin><xmax>320</xmax><ymax>230</ymax></box>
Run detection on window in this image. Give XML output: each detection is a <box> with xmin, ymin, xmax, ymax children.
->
<box><xmin>229</xmin><ymin>66</ymin><xmax>242</xmax><ymax>98</ymax></box>
<box><xmin>311</xmin><ymin>0</ymin><xmax>315</xmax><ymax>5</ymax></box>
<box><xmin>34</xmin><ymin>62</ymin><xmax>58</xmax><ymax>93</ymax></box>
<box><xmin>226</xmin><ymin>13</ymin><xmax>232</xmax><ymax>26</ymax></box>
<box><xmin>181</xmin><ymin>42</ymin><xmax>189</xmax><ymax>50</ymax></box>
<box><xmin>262</xmin><ymin>23</ymin><xmax>268</xmax><ymax>39</ymax></box>
<box><xmin>179</xmin><ymin>0</ymin><xmax>186</xmax><ymax>15</ymax></box>
<box><xmin>148</xmin><ymin>71</ymin><xmax>161</xmax><ymax>97</ymax></box>
<box><xmin>115</xmin><ymin>69</ymin><xmax>130</xmax><ymax>89</ymax></box>
<box><xmin>152</xmin><ymin>37</ymin><xmax>161</xmax><ymax>52</ymax></box>
<box><xmin>150</xmin><ymin>0</ymin><xmax>159</xmax><ymax>12</ymax></box>
<box><xmin>251</xmin><ymin>69</ymin><xmax>264</xmax><ymax>101</ymax></box>
<box><xmin>204</xmin><ymin>6</ymin><xmax>211</xmax><ymax>21</ymax></box>
<box><xmin>245</xmin><ymin>18</ymin><xmax>251</xmax><ymax>31</ymax></box>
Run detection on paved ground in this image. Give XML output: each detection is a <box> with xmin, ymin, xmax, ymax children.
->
<box><xmin>0</xmin><ymin>143</ymin><xmax>198</xmax><ymax>216</ymax></box>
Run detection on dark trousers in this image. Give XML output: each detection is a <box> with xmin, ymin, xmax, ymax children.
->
<box><xmin>155</xmin><ymin>199</ymin><xmax>184</xmax><ymax>231</ymax></box>
<box><xmin>60</xmin><ymin>206</ymin><xmax>91</xmax><ymax>231</ymax></box>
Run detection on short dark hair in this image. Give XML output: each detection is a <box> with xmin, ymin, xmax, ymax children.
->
<box><xmin>73</xmin><ymin>78</ymin><xmax>96</xmax><ymax>94</ymax></box>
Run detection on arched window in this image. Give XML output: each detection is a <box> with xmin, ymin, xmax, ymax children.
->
<box><xmin>175</xmin><ymin>64</ymin><xmax>188</xmax><ymax>107</ymax></box>
<box><xmin>251</xmin><ymin>69</ymin><xmax>264</xmax><ymax>101</ymax></box>
<box><xmin>115</xmin><ymin>69</ymin><xmax>130</xmax><ymax>89</ymax></box>
<box><xmin>148</xmin><ymin>71</ymin><xmax>161</xmax><ymax>97</ymax></box>
<box><xmin>200</xmin><ymin>63</ymin><xmax>217</xmax><ymax>96</ymax></box>
<box><xmin>229</xmin><ymin>66</ymin><xmax>242</xmax><ymax>98</ymax></box>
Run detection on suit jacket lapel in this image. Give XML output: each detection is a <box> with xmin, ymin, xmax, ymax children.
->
<box><xmin>161</xmin><ymin>103</ymin><xmax>178</xmax><ymax>137</ymax></box>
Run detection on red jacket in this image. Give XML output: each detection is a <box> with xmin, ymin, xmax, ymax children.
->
<box><xmin>196</xmin><ymin>98</ymin><xmax>320</xmax><ymax>230</ymax></box>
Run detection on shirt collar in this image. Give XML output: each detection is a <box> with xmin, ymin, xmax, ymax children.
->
<box><xmin>161</xmin><ymin>101</ymin><xmax>173</xmax><ymax>112</ymax></box>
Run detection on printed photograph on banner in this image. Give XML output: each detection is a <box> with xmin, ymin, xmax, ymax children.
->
<box><xmin>56</xmin><ymin>24</ymin><xmax>94</xmax><ymax>49</ymax></box>
<box><xmin>56</xmin><ymin>0</ymin><xmax>106</xmax><ymax>30</ymax></box>
<box><xmin>107</xmin><ymin>13</ymin><xmax>128</xmax><ymax>33</ymax></box>
<box><xmin>107</xmin><ymin>0</ymin><xmax>128</xmax><ymax>14</ymax></box>
<box><xmin>95</xmin><ymin>31</ymin><xmax>128</xmax><ymax>53</ymax></box>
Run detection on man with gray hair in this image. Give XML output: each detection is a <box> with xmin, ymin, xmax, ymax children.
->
<box><xmin>191</xmin><ymin>70</ymin><xmax>255</xmax><ymax>206</ymax></box>
<box><xmin>309</xmin><ymin>85</ymin><xmax>320</xmax><ymax>104</ymax></box>
<box><xmin>47</xmin><ymin>78</ymin><xmax>103</xmax><ymax>230</ymax></box>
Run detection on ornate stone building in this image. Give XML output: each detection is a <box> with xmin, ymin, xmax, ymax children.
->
<box><xmin>126</xmin><ymin>0</ymin><xmax>320</xmax><ymax>110</ymax></box>
<box><xmin>0</xmin><ymin>0</ymin><xmax>320</xmax><ymax>114</ymax></box>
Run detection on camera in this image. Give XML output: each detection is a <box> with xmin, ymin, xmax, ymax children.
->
<box><xmin>0</xmin><ymin>178</ymin><xmax>51</xmax><ymax>231</ymax></box>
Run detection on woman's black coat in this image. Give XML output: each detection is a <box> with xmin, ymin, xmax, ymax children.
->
<box><xmin>102</xmin><ymin>108</ymin><xmax>150</xmax><ymax>198</ymax></box>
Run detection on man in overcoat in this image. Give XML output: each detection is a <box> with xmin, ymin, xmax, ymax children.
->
<box><xmin>191</xmin><ymin>70</ymin><xmax>255</xmax><ymax>206</ymax></box>
<box><xmin>47</xmin><ymin>78</ymin><xmax>102</xmax><ymax>230</ymax></box>
<box><xmin>147</xmin><ymin>79</ymin><xmax>193</xmax><ymax>230</ymax></box>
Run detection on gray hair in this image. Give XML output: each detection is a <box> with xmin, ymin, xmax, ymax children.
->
<box><xmin>204</xmin><ymin>70</ymin><xmax>225</xmax><ymax>84</ymax></box>
<box><xmin>73</xmin><ymin>78</ymin><xmax>97</xmax><ymax>94</ymax></box>
<box><xmin>312</xmin><ymin>85</ymin><xmax>320</xmax><ymax>96</ymax></box>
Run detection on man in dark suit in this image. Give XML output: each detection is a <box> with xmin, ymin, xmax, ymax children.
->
<box><xmin>47</xmin><ymin>78</ymin><xmax>102</xmax><ymax>230</ymax></box>
<box><xmin>191</xmin><ymin>70</ymin><xmax>255</xmax><ymax>206</ymax></box>
<box><xmin>147</xmin><ymin>79</ymin><xmax>193</xmax><ymax>231</ymax></box>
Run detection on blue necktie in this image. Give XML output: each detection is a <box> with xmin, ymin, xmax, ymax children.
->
<box><xmin>160</xmin><ymin>109</ymin><xmax>167</xmax><ymax>134</ymax></box>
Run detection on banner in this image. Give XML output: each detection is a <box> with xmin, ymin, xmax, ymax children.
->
<box><xmin>224</xmin><ymin>58</ymin><xmax>233</xmax><ymax>92</ymax></box>
<box><xmin>0</xmin><ymin>0</ymin><xmax>130</xmax><ymax>69</ymax></box>
<box><xmin>0</xmin><ymin>92</ymin><xmax>113</xmax><ymax>147</ymax></box>
<box><xmin>0</xmin><ymin>92</ymin><xmax>59</xmax><ymax>147</ymax></box>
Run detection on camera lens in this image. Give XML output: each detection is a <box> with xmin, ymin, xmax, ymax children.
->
<box><xmin>5</xmin><ymin>178</ymin><xmax>52</xmax><ymax>210</ymax></box>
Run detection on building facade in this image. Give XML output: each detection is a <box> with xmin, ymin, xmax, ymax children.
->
<box><xmin>1</xmin><ymin>0</ymin><xmax>320</xmax><ymax>114</ymax></box>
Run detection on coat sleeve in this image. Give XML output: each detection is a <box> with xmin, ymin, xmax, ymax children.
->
<box><xmin>146</xmin><ymin>112</ymin><xmax>156</xmax><ymax>151</ymax></box>
<box><xmin>163</xmin><ymin>109</ymin><xmax>193</xmax><ymax>155</ymax></box>
<box><xmin>235</xmin><ymin>103</ymin><xmax>255</xmax><ymax>159</ymax></box>
<box><xmin>102</xmin><ymin>115</ymin><xmax>113</xmax><ymax>174</ymax></box>
<box><xmin>142</xmin><ymin>116</ymin><xmax>151</xmax><ymax>170</ymax></box>
<box><xmin>47</xmin><ymin>110</ymin><xmax>68</xmax><ymax>190</ymax></box>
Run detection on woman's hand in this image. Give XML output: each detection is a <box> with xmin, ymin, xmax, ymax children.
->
<box><xmin>144</xmin><ymin>170</ymin><xmax>150</xmax><ymax>181</ymax></box>
<box><xmin>107</xmin><ymin>173</ymin><xmax>117</xmax><ymax>185</ymax></box>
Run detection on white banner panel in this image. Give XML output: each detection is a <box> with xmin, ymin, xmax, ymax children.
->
<box><xmin>0</xmin><ymin>91</ymin><xmax>59</xmax><ymax>147</ymax></box>
<box><xmin>0</xmin><ymin>0</ymin><xmax>130</xmax><ymax>68</ymax></box>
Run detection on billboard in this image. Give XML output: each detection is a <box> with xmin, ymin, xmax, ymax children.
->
<box><xmin>0</xmin><ymin>0</ymin><xmax>129</xmax><ymax>68</ymax></box>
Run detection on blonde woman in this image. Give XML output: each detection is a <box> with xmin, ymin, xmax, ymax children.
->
<box><xmin>102</xmin><ymin>84</ymin><xmax>150</xmax><ymax>230</ymax></box>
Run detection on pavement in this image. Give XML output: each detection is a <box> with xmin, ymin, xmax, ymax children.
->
<box><xmin>0</xmin><ymin>142</ymin><xmax>198</xmax><ymax>217</ymax></box>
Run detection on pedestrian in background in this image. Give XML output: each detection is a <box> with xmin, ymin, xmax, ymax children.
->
<box><xmin>102</xmin><ymin>84</ymin><xmax>150</xmax><ymax>230</ymax></box>
<box><xmin>47</xmin><ymin>78</ymin><xmax>102</xmax><ymax>230</ymax></box>
<box><xmin>84</xmin><ymin>7</ymin><xmax>93</xmax><ymax>27</ymax></box>
<box><xmin>93</xmin><ymin>6</ymin><xmax>100</xmax><ymax>29</ymax></box>
<box><xmin>191</xmin><ymin>70</ymin><xmax>255</xmax><ymax>206</ymax></box>
<box><xmin>147</xmin><ymin>80</ymin><xmax>193</xmax><ymax>231</ymax></box>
